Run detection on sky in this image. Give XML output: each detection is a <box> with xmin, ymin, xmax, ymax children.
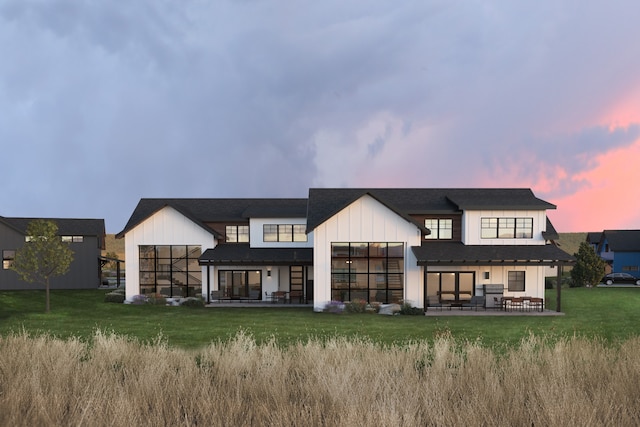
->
<box><xmin>2</xmin><ymin>1</ymin><xmax>640</xmax><ymax>233</ymax></box>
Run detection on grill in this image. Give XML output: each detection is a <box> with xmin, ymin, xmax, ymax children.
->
<box><xmin>483</xmin><ymin>284</ymin><xmax>504</xmax><ymax>309</ymax></box>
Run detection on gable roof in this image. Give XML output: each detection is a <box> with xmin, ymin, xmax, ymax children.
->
<box><xmin>116</xmin><ymin>198</ymin><xmax>308</xmax><ymax>238</ymax></box>
<box><xmin>600</xmin><ymin>230</ymin><xmax>640</xmax><ymax>252</ymax></box>
<box><xmin>0</xmin><ymin>216</ymin><xmax>105</xmax><ymax>236</ymax></box>
<box><xmin>306</xmin><ymin>188</ymin><xmax>556</xmax><ymax>232</ymax></box>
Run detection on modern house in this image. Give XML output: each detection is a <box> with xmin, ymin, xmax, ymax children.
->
<box><xmin>592</xmin><ymin>230</ymin><xmax>640</xmax><ymax>274</ymax></box>
<box><xmin>117</xmin><ymin>188</ymin><xmax>574</xmax><ymax>311</ymax></box>
<box><xmin>0</xmin><ymin>216</ymin><xmax>106</xmax><ymax>290</ymax></box>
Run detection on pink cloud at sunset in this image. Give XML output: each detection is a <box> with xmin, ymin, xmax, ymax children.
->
<box><xmin>546</xmin><ymin>138</ymin><xmax>640</xmax><ymax>233</ymax></box>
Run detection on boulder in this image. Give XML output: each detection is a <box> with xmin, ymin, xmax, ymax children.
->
<box><xmin>378</xmin><ymin>303</ymin><xmax>401</xmax><ymax>315</ymax></box>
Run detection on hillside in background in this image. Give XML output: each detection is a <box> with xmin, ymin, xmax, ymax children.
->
<box><xmin>103</xmin><ymin>234</ymin><xmax>125</xmax><ymax>261</ymax></box>
<box><xmin>556</xmin><ymin>232</ymin><xmax>587</xmax><ymax>257</ymax></box>
<box><xmin>103</xmin><ymin>233</ymin><xmax>587</xmax><ymax>261</ymax></box>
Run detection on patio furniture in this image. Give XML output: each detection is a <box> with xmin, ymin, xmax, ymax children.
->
<box><xmin>272</xmin><ymin>291</ymin><xmax>287</xmax><ymax>304</ymax></box>
<box><xmin>528</xmin><ymin>297</ymin><xmax>544</xmax><ymax>312</ymax></box>
<box><xmin>289</xmin><ymin>290</ymin><xmax>303</xmax><ymax>304</ymax></box>
<box><xmin>210</xmin><ymin>290</ymin><xmax>230</xmax><ymax>302</ymax></box>
<box><xmin>427</xmin><ymin>295</ymin><xmax>444</xmax><ymax>310</ymax></box>
<box><xmin>509</xmin><ymin>297</ymin><xmax>524</xmax><ymax>312</ymax></box>
<box><xmin>462</xmin><ymin>295</ymin><xmax>485</xmax><ymax>310</ymax></box>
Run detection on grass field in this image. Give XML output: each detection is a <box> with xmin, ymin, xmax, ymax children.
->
<box><xmin>2</xmin><ymin>286</ymin><xmax>640</xmax><ymax>425</ymax></box>
<box><xmin>1</xmin><ymin>286</ymin><xmax>639</xmax><ymax>350</ymax></box>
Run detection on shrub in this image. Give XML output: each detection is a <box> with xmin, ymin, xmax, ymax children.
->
<box><xmin>104</xmin><ymin>292</ymin><xmax>125</xmax><ymax>304</ymax></box>
<box><xmin>324</xmin><ymin>300</ymin><xmax>345</xmax><ymax>314</ymax></box>
<box><xmin>367</xmin><ymin>302</ymin><xmax>382</xmax><ymax>314</ymax></box>
<box><xmin>399</xmin><ymin>301</ymin><xmax>423</xmax><ymax>315</ymax></box>
<box><xmin>345</xmin><ymin>298</ymin><xmax>368</xmax><ymax>313</ymax></box>
<box><xmin>180</xmin><ymin>297</ymin><xmax>205</xmax><ymax>308</ymax></box>
<box><xmin>130</xmin><ymin>294</ymin><xmax>148</xmax><ymax>305</ymax></box>
<box><xmin>147</xmin><ymin>294</ymin><xmax>167</xmax><ymax>305</ymax></box>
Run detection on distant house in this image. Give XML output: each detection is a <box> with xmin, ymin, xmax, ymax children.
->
<box><xmin>117</xmin><ymin>188</ymin><xmax>574</xmax><ymax>311</ymax></box>
<box><xmin>0</xmin><ymin>216</ymin><xmax>106</xmax><ymax>290</ymax></box>
<box><xmin>592</xmin><ymin>230</ymin><xmax>640</xmax><ymax>275</ymax></box>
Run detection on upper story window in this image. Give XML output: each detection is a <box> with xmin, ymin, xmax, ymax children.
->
<box><xmin>61</xmin><ymin>236</ymin><xmax>84</xmax><ymax>243</ymax></box>
<box><xmin>424</xmin><ymin>219</ymin><xmax>452</xmax><ymax>240</ymax></box>
<box><xmin>263</xmin><ymin>224</ymin><xmax>307</xmax><ymax>242</ymax></box>
<box><xmin>2</xmin><ymin>250</ymin><xmax>15</xmax><ymax>270</ymax></box>
<box><xmin>481</xmin><ymin>218</ymin><xmax>533</xmax><ymax>239</ymax></box>
<box><xmin>225</xmin><ymin>225</ymin><xmax>249</xmax><ymax>243</ymax></box>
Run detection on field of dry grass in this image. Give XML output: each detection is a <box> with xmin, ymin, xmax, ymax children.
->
<box><xmin>1</xmin><ymin>330</ymin><xmax>639</xmax><ymax>426</ymax></box>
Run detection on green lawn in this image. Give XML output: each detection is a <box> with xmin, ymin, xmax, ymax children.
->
<box><xmin>1</xmin><ymin>287</ymin><xmax>639</xmax><ymax>350</ymax></box>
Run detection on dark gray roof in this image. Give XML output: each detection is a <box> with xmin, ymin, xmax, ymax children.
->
<box><xmin>411</xmin><ymin>242</ymin><xmax>575</xmax><ymax>266</ymax></box>
<box><xmin>542</xmin><ymin>218</ymin><xmax>559</xmax><ymax>240</ymax></box>
<box><xmin>586</xmin><ymin>232</ymin><xmax>602</xmax><ymax>244</ymax></box>
<box><xmin>307</xmin><ymin>188</ymin><xmax>556</xmax><ymax>232</ymax></box>
<box><xmin>199</xmin><ymin>244</ymin><xmax>313</xmax><ymax>265</ymax></box>
<box><xmin>117</xmin><ymin>198</ymin><xmax>308</xmax><ymax>238</ymax></box>
<box><xmin>0</xmin><ymin>216</ymin><xmax>105</xmax><ymax>236</ymax></box>
<box><xmin>601</xmin><ymin>230</ymin><xmax>640</xmax><ymax>252</ymax></box>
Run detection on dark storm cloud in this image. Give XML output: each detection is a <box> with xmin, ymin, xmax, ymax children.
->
<box><xmin>2</xmin><ymin>1</ymin><xmax>640</xmax><ymax>231</ymax></box>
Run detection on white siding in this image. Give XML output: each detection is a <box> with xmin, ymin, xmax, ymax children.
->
<box><xmin>313</xmin><ymin>194</ymin><xmax>422</xmax><ymax>311</ymax></box>
<box><xmin>463</xmin><ymin>210</ymin><xmax>548</xmax><ymax>245</ymax></box>
<box><xmin>123</xmin><ymin>206</ymin><xmax>216</xmax><ymax>300</ymax></box>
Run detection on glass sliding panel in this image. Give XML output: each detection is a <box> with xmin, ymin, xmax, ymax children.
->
<box><xmin>459</xmin><ymin>272</ymin><xmax>474</xmax><ymax>300</ymax></box>
<box><xmin>426</xmin><ymin>272</ymin><xmax>440</xmax><ymax>297</ymax></box>
<box><xmin>248</xmin><ymin>270</ymin><xmax>261</xmax><ymax>299</ymax></box>
<box><xmin>440</xmin><ymin>273</ymin><xmax>456</xmax><ymax>300</ymax></box>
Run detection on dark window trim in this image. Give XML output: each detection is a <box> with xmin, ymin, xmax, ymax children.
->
<box><xmin>481</xmin><ymin>217</ymin><xmax>533</xmax><ymax>239</ymax></box>
<box><xmin>138</xmin><ymin>245</ymin><xmax>202</xmax><ymax>297</ymax></box>
<box><xmin>424</xmin><ymin>218</ymin><xmax>453</xmax><ymax>240</ymax></box>
<box><xmin>507</xmin><ymin>270</ymin><xmax>526</xmax><ymax>292</ymax></box>
<box><xmin>262</xmin><ymin>224</ymin><xmax>308</xmax><ymax>242</ymax></box>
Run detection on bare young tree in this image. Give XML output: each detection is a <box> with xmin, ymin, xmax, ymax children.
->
<box><xmin>11</xmin><ymin>219</ymin><xmax>74</xmax><ymax>312</ymax></box>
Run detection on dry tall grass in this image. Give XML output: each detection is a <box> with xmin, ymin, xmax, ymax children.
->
<box><xmin>1</xmin><ymin>331</ymin><xmax>639</xmax><ymax>426</ymax></box>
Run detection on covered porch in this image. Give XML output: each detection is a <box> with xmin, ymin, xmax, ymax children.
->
<box><xmin>412</xmin><ymin>242</ymin><xmax>575</xmax><ymax>312</ymax></box>
<box><xmin>199</xmin><ymin>244</ymin><xmax>314</xmax><ymax>304</ymax></box>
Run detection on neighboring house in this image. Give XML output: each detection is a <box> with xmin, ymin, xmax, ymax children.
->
<box><xmin>0</xmin><ymin>216</ymin><xmax>106</xmax><ymax>290</ymax></box>
<box><xmin>117</xmin><ymin>189</ymin><xmax>574</xmax><ymax>311</ymax></box>
<box><xmin>593</xmin><ymin>230</ymin><xmax>640</xmax><ymax>274</ymax></box>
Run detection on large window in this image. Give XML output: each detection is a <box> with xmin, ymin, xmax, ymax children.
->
<box><xmin>424</xmin><ymin>219</ymin><xmax>452</xmax><ymax>240</ymax></box>
<box><xmin>218</xmin><ymin>270</ymin><xmax>261</xmax><ymax>299</ymax></box>
<box><xmin>481</xmin><ymin>218</ymin><xmax>533</xmax><ymax>239</ymax></box>
<box><xmin>263</xmin><ymin>224</ymin><xmax>307</xmax><ymax>242</ymax></box>
<box><xmin>508</xmin><ymin>271</ymin><xmax>525</xmax><ymax>292</ymax></box>
<box><xmin>139</xmin><ymin>245</ymin><xmax>202</xmax><ymax>297</ymax></box>
<box><xmin>331</xmin><ymin>242</ymin><xmax>404</xmax><ymax>304</ymax></box>
<box><xmin>2</xmin><ymin>250</ymin><xmax>15</xmax><ymax>270</ymax></box>
<box><xmin>226</xmin><ymin>225</ymin><xmax>249</xmax><ymax>243</ymax></box>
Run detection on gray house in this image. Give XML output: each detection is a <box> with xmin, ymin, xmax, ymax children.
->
<box><xmin>0</xmin><ymin>216</ymin><xmax>105</xmax><ymax>290</ymax></box>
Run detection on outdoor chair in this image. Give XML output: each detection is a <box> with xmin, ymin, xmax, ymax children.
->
<box><xmin>509</xmin><ymin>297</ymin><xmax>524</xmax><ymax>312</ymax></box>
<box><xmin>427</xmin><ymin>295</ymin><xmax>444</xmax><ymax>310</ymax></box>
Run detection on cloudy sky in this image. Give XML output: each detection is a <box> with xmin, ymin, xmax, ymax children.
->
<box><xmin>2</xmin><ymin>1</ymin><xmax>639</xmax><ymax>233</ymax></box>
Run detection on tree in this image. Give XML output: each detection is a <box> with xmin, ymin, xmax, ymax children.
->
<box><xmin>11</xmin><ymin>219</ymin><xmax>74</xmax><ymax>312</ymax></box>
<box><xmin>570</xmin><ymin>241</ymin><xmax>606</xmax><ymax>288</ymax></box>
